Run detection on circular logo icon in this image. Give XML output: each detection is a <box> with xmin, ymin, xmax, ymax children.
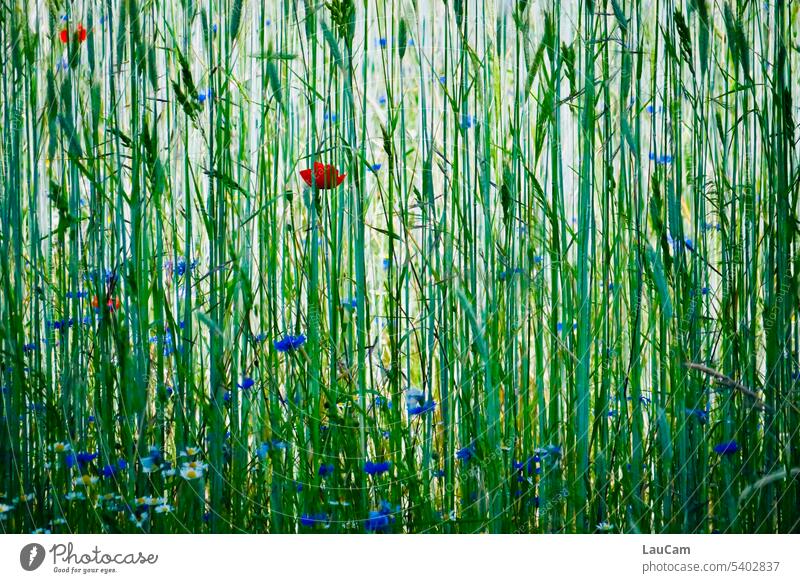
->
<box><xmin>20</xmin><ymin>543</ymin><xmax>46</xmax><ymax>571</ymax></box>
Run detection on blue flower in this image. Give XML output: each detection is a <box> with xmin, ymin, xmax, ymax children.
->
<box><xmin>382</xmin><ymin>257</ymin><xmax>391</xmax><ymax>270</ymax></box>
<box><xmin>238</xmin><ymin>377</ymin><xmax>255</xmax><ymax>390</ymax></box>
<box><xmin>212</xmin><ymin>23</ymin><xmax>218</xmax><ymax>34</ymax></box>
<box><xmin>300</xmin><ymin>513</ymin><xmax>329</xmax><ymax>528</ymax></box>
<box><xmin>378</xmin><ymin>95</ymin><xmax>387</xmax><ymax>106</ymax></box>
<box><xmin>371</xmin><ymin>163</ymin><xmax>382</xmax><ymax>171</ymax></box>
<box><xmin>273</xmin><ymin>334</ymin><xmax>307</xmax><ymax>352</ymax></box>
<box><xmin>456</xmin><ymin>444</ymin><xmax>475</xmax><ymax>462</ymax></box>
<box><xmin>408</xmin><ymin>400</ymin><xmax>436</xmax><ymax>416</ymax></box>
<box><xmin>76</xmin><ymin>451</ymin><xmax>98</xmax><ymax>468</ymax></box>
<box><xmin>714</xmin><ymin>440</ymin><xmax>739</xmax><ymax>455</ymax></box>
<box><xmin>318</xmin><ymin>463</ymin><xmax>335</xmax><ymax>477</ymax></box>
<box><xmin>364</xmin><ymin>501</ymin><xmax>395</xmax><ymax>532</ymax></box>
<box><xmin>378</xmin><ymin>37</ymin><xmax>387</xmax><ymax>48</ymax></box>
<box><xmin>364</xmin><ymin>460</ymin><xmax>391</xmax><ymax>475</ymax></box>
<box><xmin>686</xmin><ymin>408</ymin><xmax>708</xmax><ymax>424</ymax></box>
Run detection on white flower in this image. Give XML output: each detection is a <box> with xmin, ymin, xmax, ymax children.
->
<box><xmin>163</xmin><ymin>468</ymin><xmax>177</xmax><ymax>477</ymax></box>
<box><xmin>596</xmin><ymin>521</ymin><xmax>614</xmax><ymax>532</ymax></box>
<box><xmin>72</xmin><ymin>475</ymin><xmax>99</xmax><ymax>487</ymax></box>
<box><xmin>51</xmin><ymin>442</ymin><xmax>71</xmax><ymax>453</ymax></box>
<box><xmin>180</xmin><ymin>464</ymin><xmax>204</xmax><ymax>480</ymax></box>
<box><xmin>0</xmin><ymin>503</ymin><xmax>14</xmax><ymax>513</ymax></box>
<box><xmin>141</xmin><ymin>456</ymin><xmax>159</xmax><ymax>473</ymax></box>
<box><xmin>154</xmin><ymin>503</ymin><xmax>173</xmax><ymax>514</ymax></box>
<box><xmin>32</xmin><ymin>528</ymin><xmax>51</xmax><ymax>534</ymax></box>
<box><xmin>51</xmin><ymin>518</ymin><xmax>67</xmax><ymax>526</ymax></box>
<box><xmin>64</xmin><ymin>492</ymin><xmax>86</xmax><ymax>501</ymax></box>
<box><xmin>180</xmin><ymin>446</ymin><xmax>200</xmax><ymax>457</ymax></box>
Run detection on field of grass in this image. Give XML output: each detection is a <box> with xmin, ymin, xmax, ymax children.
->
<box><xmin>1</xmin><ymin>0</ymin><xmax>799</xmax><ymax>534</ymax></box>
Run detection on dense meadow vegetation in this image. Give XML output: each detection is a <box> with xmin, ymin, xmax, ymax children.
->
<box><xmin>1</xmin><ymin>0</ymin><xmax>799</xmax><ymax>534</ymax></box>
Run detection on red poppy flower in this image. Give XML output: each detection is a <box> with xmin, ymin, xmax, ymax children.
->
<box><xmin>91</xmin><ymin>296</ymin><xmax>122</xmax><ymax>311</ymax></box>
<box><xmin>60</xmin><ymin>29</ymin><xmax>68</xmax><ymax>43</ymax></box>
<box><xmin>299</xmin><ymin>163</ymin><xmax>346</xmax><ymax>190</ymax></box>
<box><xmin>77</xmin><ymin>24</ymin><xmax>87</xmax><ymax>43</ymax></box>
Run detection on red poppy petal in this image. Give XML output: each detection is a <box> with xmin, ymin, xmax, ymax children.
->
<box><xmin>299</xmin><ymin>169</ymin><xmax>313</xmax><ymax>187</ymax></box>
<box><xmin>60</xmin><ymin>29</ymin><xmax>68</xmax><ymax>43</ymax></box>
<box><xmin>78</xmin><ymin>28</ymin><xmax>87</xmax><ymax>42</ymax></box>
<box><xmin>336</xmin><ymin>174</ymin><xmax>346</xmax><ymax>186</ymax></box>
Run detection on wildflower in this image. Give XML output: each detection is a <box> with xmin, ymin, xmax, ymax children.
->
<box><xmin>154</xmin><ymin>503</ymin><xmax>174</xmax><ymax>514</ymax></box>
<box><xmin>32</xmin><ymin>528</ymin><xmax>51</xmax><ymax>534</ymax></box>
<box><xmin>456</xmin><ymin>445</ymin><xmax>475</xmax><ymax>462</ymax></box>
<box><xmin>0</xmin><ymin>503</ymin><xmax>13</xmax><ymax>514</ymax></box>
<box><xmin>60</xmin><ymin>26</ymin><xmax>87</xmax><ymax>44</ymax></box>
<box><xmin>238</xmin><ymin>377</ymin><xmax>255</xmax><ymax>390</ymax></box>
<box><xmin>378</xmin><ymin>37</ymin><xmax>387</xmax><ymax>48</ymax></box>
<box><xmin>713</xmin><ymin>440</ymin><xmax>739</xmax><ymax>456</ymax></box>
<box><xmin>318</xmin><ymin>463</ymin><xmax>335</xmax><ymax>477</ymax></box>
<box><xmin>64</xmin><ymin>492</ymin><xmax>85</xmax><ymax>501</ymax></box>
<box><xmin>408</xmin><ymin>400</ymin><xmax>436</xmax><ymax>416</ymax></box>
<box><xmin>52</xmin><ymin>442</ymin><xmax>71</xmax><ymax>453</ymax></box>
<box><xmin>273</xmin><ymin>334</ymin><xmax>307</xmax><ymax>352</ymax></box>
<box><xmin>686</xmin><ymin>408</ymin><xmax>708</xmax><ymax>424</ymax></box>
<box><xmin>180</xmin><ymin>446</ymin><xmax>200</xmax><ymax>457</ymax></box>
<box><xmin>299</xmin><ymin>163</ymin><xmax>346</xmax><ymax>190</ymax></box>
<box><xmin>72</xmin><ymin>475</ymin><xmax>99</xmax><ymax>487</ymax></box>
<box><xmin>534</xmin><ymin>444</ymin><xmax>562</xmax><ymax>459</ymax></box>
<box><xmin>364</xmin><ymin>460</ymin><xmax>391</xmax><ymax>476</ymax></box>
<box><xmin>365</xmin><ymin>501</ymin><xmax>395</xmax><ymax>532</ymax></box>
<box><xmin>180</xmin><ymin>464</ymin><xmax>204</xmax><ymax>480</ymax></box>
<box><xmin>597</xmin><ymin>521</ymin><xmax>615</xmax><ymax>532</ymax></box>
<box><xmin>91</xmin><ymin>295</ymin><xmax>122</xmax><ymax>311</ymax></box>
<box><xmin>300</xmin><ymin>513</ymin><xmax>329</xmax><ymax>528</ymax></box>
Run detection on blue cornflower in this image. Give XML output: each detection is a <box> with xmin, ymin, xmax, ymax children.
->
<box><xmin>274</xmin><ymin>334</ymin><xmax>307</xmax><ymax>352</ymax></box>
<box><xmin>238</xmin><ymin>377</ymin><xmax>255</xmax><ymax>390</ymax></box>
<box><xmin>364</xmin><ymin>460</ymin><xmax>391</xmax><ymax>476</ymax></box>
<box><xmin>686</xmin><ymin>408</ymin><xmax>708</xmax><ymax>424</ymax></box>
<box><xmin>378</xmin><ymin>37</ymin><xmax>387</xmax><ymax>48</ymax></box>
<box><xmin>371</xmin><ymin>163</ymin><xmax>382</xmax><ymax>171</ymax></box>
<box><xmin>364</xmin><ymin>501</ymin><xmax>395</xmax><ymax>532</ymax></box>
<box><xmin>456</xmin><ymin>444</ymin><xmax>475</xmax><ymax>462</ymax></box>
<box><xmin>382</xmin><ymin>258</ymin><xmax>391</xmax><ymax>270</ymax></box>
<box><xmin>378</xmin><ymin>95</ymin><xmax>387</xmax><ymax>106</ymax></box>
<box><xmin>212</xmin><ymin>23</ymin><xmax>218</xmax><ymax>34</ymax></box>
<box><xmin>408</xmin><ymin>400</ymin><xmax>436</xmax><ymax>416</ymax></box>
<box><xmin>714</xmin><ymin>440</ymin><xmax>739</xmax><ymax>455</ymax></box>
<box><xmin>300</xmin><ymin>513</ymin><xmax>329</xmax><ymax>528</ymax></box>
<box><xmin>76</xmin><ymin>451</ymin><xmax>98</xmax><ymax>468</ymax></box>
<box><xmin>318</xmin><ymin>463</ymin><xmax>335</xmax><ymax>477</ymax></box>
